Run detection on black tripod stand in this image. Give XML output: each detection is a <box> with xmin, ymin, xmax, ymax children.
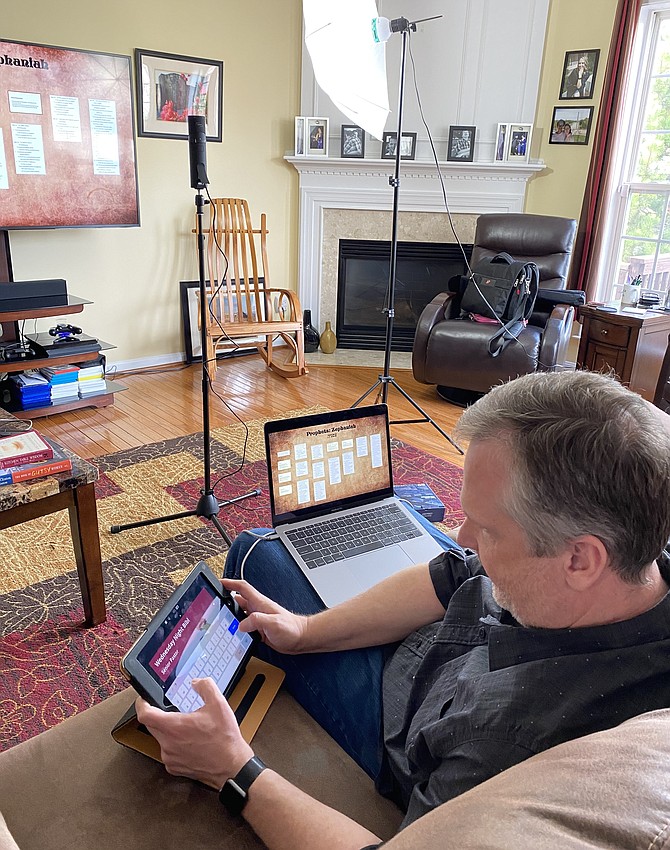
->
<box><xmin>351</xmin><ymin>17</ymin><xmax>463</xmax><ymax>456</ymax></box>
<box><xmin>111</xmin><ymin>117</ymin><xmax>260</xmax><ymax>542</ymax></box>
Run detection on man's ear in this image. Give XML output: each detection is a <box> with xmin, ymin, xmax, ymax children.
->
<box><xmin>563</xmin><ymin>535</ymin><xmax>610</xmax><ymax>591</ymax></box>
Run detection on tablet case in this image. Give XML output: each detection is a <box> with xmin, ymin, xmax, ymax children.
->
<box><xmin>112</xmin><ymin>657</ymin><xmax>285</xmax><ymax>781</ymax></box>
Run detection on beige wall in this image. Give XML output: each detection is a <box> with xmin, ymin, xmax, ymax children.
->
<box><xmin>526</xmin><ymin>0</ymin><xmax>619</xmax><ymax>219</ymax></box>
<box><xmin>2</xmin><ymin>0</ymin><xmax>303</xmax><ymax>366</ymax></box>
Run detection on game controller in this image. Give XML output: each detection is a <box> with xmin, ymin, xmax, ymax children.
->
<box><xmin>49</xmin><ymin>323</ymin><xmax>83</xmax><ymax>339</ymax></box>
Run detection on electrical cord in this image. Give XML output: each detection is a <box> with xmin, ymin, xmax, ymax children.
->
<box><xmin>407</xmin><ymin>38</ymin><xmax>546</xmax><ymax>370</ymax></box>
<box><xmin>238</xmin><ymin>530</ymin><xmax>279</xmax><ymax>582</ymax></box>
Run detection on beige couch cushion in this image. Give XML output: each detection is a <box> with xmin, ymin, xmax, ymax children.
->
<box><xmin>382</xmin><ymin>708</ymin><xmax>670</xmax><ymax>850</ymax></box>
<box><xmin>0</xmin><ymin>688</ymin><xmax>401</xmax><ymax>850</ymax></box>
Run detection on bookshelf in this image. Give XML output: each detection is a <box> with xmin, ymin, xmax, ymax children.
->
<box><xmin>0</xmin><ymin>294</ymin><xmax>126</xmax><ymax>418</ymax></box>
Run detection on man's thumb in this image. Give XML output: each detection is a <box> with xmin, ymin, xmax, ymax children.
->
<box><xmin>191</xmin><ymin>676</ymin><xmax>224</xmax><ymax>704</ymax></box>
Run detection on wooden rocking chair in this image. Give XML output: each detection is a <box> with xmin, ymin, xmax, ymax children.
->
<box><xmin>201</xmin><ymin>197</ymin><xmax>307</xmax><ymax>378</ymax></box>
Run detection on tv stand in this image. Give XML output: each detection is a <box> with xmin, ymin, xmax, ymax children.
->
<box><xmin>0</xmin><ymin>294</ymin><xmax>126</xmax><ymax>418</ymax></box>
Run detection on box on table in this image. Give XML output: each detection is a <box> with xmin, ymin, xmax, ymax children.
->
<box><xmin>394</xmin><ymin>483</ymin><xmax>445</xmax><ymax>522</ymax></box>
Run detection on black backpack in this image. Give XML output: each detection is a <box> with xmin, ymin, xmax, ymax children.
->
<box><xmin>460</xmin><ymin>252</ymin><xmax>540</xmax><ymax>356</ymax></box>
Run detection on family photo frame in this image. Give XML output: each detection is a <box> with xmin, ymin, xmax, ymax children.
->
<box><xmin>381</xmin><ymin>131</ymin><xmax>417</xmax><ymax>160</ymax></box>
<box><xmin>559</xmin><ymin>49</ymin><xmax>600</xmax><ymax>100</ymax></box>
<box><xmin>135</xmin><ymin>49</ymin><xmax>223</xmax><ymax>140</ymax></box>
<box><xmin>340</xmin><ymin>125</ymin><xmax>365</xmax><ymax>158</ymax></box>
<box><xmin>550</xmin><ymin>106</ymin><xmax>594</xmax><ymax>145</ymax></box>
<box><xmin>307</xmin><ymin>117</ymin><xmax>329</xmax><ymax>156</ymax></box>
<box><xmin>447</xmin><ymin>125</ymin><xmax>476</xmax><ymax>162</ymax></box>
<box><xmin>494</xmin><ymin>123</ymin><xmax>532</xmax><ymax>163</ymax></box>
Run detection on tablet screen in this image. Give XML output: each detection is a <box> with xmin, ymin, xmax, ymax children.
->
<box><xmin>134</xmin><ymin>570</ymin><xmax>253</xmax><ymax>712</ymax></box>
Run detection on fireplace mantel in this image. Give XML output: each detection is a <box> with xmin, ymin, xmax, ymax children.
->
<box><xmin>287</xmin><ymin>155</ymin><xmax>546</xmax><ymax>332</ymax></box>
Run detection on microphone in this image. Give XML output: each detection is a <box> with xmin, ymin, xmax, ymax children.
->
<box><xmin>187</xmin><ymin>115</ymin><xmax>209</xmax><ymax>190</ymax></box>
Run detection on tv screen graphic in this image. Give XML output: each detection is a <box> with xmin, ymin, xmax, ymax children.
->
<box><xmin>0</xmin><ymin>38</ymin><xmax>140</xmax><ymax>229</ymax></box>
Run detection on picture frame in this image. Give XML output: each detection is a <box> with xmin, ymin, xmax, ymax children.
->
<box><xmin>495</xmin><ymin>123</ymin><xmax>509</xmax><ymax>161</ymax></box>
<box><xmin>549</xmin><ymin>106</ymin><xmax>594</xmax><ymax>145</ymax></box>
<box><xmin>447</xmin><ymin>125</ymin><xmax>476</xmax><ymax>162</ymax></box>
<box><xmin>135</xmin><ymin>49</ymin><xmax>223</xmax><ymax>141</ymax></box>
<box><xmin>505</xmin><ymin>123</ymin><xmax>533</xmax><ymax>162</ymax></box>
<box><xmin>307</xmin><ymin>117</ymin><xmax>329</xmax><ymax>156</ymax></box>
<box><xmin>381</xmin><ymin>131</ymin><xmax>417</xmax><ymax>160</ymax></box>
<box><xmin>340</xmin><ymin>124</ymin><xmax>365</xmax><ymax>158</ymax></box>
<box><xmin>295</xmin><ymin>117</ymin><xmax>306</xmax><ymax>156</ymax></box>
<box><xmin>559</xmin><ymin>49</ymin><xmax>600</xmax><ymax>100</ymax></box>
<box><xmin>180</xmin><ymin>280</ymin><xmax>202</xmax><ymax>363</ymax></box>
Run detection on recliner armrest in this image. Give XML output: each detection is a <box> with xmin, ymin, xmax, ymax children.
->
<box><xmin>412</xmin><ymin>292</ymin><xmax>458</xmax><ymax>383</ymax></box>
<box><xmin>538</xmin><ymin>304</ymin><xmax>575</xmax><ymax>372</ymax></box>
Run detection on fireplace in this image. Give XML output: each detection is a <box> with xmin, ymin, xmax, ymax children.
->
<box><xmin>336</xmin><ymin>239</ymin><xmax>473</xmax><ymax>351</ymax></box>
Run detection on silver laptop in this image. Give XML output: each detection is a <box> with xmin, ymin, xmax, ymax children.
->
<box><xmin>264</xmin><ymin>404</ymin><xmax>443</xmax><ymax>607</ymax></box>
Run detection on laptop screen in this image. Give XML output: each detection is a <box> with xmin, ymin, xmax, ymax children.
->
<box><xmin>264</xmin><ymin>404</ymin><xmax>394</xmax><ymax>525</ymax></box>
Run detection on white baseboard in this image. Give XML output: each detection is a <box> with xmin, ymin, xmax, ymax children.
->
<box><xmin>106</xmin><ymin>352</ymin><xmax>184</xmax><ymax>373</ymax></box>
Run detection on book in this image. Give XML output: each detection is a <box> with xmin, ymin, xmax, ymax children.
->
<box><xmin>0</xmin><ymin>441</ymin><xmax>72</xmax><ymax>485</ymax></box>
<box><xmin>393</xmin><ymin>483</ymin><xmax>446</xmax><ymax>523</ymax></box>
<box><xmin>0</xmin><ymin>429</ymin><xmax>53</xmax><ymax>468</ymax></box>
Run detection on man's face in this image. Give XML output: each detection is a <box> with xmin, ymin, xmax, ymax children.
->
<box><xmin>457</xmin><ymin>439</ymin><xmax>569</xmax><ymax>627</ymax></box>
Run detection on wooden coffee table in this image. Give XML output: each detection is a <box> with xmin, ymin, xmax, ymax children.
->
<box><xmin>0</xmin><ymin>411</ymin><xmax>105</xmax><ymax>626</ymax></box>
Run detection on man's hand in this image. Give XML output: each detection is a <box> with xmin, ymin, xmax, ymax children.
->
<box><xmin>223</xmin><ymin>578</ymin><xmax>309</xmax><ymax>654</ymax></box>
<box><xmin>135</xmin><ymin>678</ymin><xmax>253</xmax><ymax>790</ymax></box>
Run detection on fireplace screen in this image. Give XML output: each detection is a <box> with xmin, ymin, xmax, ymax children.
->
<box><xmin>336</xmin><ymin>239</ymin><xmax>473</xmax><ymax>351</ymax></box>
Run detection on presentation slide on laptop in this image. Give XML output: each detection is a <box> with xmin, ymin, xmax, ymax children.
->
<box><xmin>267</xmin><ymin>410</ymin><xmax>391</xmax><ymax>516</ymax></box>
<box><xmin>136</xmin><ymin>574</ymin><xmax>252</xmax><ymax>713</ymax></box>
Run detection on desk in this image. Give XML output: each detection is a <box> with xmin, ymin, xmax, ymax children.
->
<box><xmin>577</xmin><ymin>305</ymin><xmax>670</xmax><ymax>401</ymax></box>
<box><xmin>0</xmin><ymin>412</ymin><xmax>106</xmax><ymax>626</ymax></box>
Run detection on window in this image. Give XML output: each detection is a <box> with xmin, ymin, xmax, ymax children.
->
<box><xmin>600</xmin><ymin>1</ymin><xmax>670</xmax><ymax>305</ymax></box>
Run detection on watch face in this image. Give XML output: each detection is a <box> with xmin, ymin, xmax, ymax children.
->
<box><xmin>219</xmin><ymin>780</ymin><xmax>246</xmax><ymax>817</ymax></box>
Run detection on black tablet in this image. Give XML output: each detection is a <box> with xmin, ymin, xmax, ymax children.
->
<box><xmin>121</xmin><ymin>561</ymin><xmax>257</xmax><ymax>712</ymax></box>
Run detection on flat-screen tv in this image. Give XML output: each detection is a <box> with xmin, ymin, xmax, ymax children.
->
<box><xmin>0</xmin><ymin>38</ymin><xmax>140</xmax><ymax>229</ymax></box>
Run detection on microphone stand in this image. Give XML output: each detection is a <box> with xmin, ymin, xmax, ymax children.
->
<box><xmin>111</xmin><ymin>140</ymin><xmax>260</xmax><ymax>542</ymax></box>
<box><xmin>351</xmin><ymin>17</ymin><xmax>463</xmax><ymax>456</ymax></box>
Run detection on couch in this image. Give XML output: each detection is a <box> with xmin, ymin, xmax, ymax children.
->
<box><xmin>1</xmin><ymin>686</ymin><xmax>669</xmax><ymax>850</ymax></box>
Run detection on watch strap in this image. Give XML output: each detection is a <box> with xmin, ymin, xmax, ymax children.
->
<box><xmin>219</xmin><ymin>755</ymin><xmax>267</xmax><ymax>816</ymax></box>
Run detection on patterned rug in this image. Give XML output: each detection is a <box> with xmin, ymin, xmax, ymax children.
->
<box><xmin>0</xmin><ymin>407</ymin><xmax>464</xmax><ymax>751</ymax></box>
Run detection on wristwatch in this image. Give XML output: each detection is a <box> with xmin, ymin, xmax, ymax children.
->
<box><xmin>218</xmin><ymin>755</ymin><xmax>267</xmax><ymax>816</ymax></box>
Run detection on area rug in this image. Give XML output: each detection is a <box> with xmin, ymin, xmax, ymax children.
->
<box><xmin>0</xmin><ymin>407</ymin><xmax>464</xmax><ymax>751</ymax></box>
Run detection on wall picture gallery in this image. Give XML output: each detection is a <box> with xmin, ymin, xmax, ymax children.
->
<box><xmin>549</xmin><ymin>48</ymin><xmax>599</xmax><ymax>145</ymax></box>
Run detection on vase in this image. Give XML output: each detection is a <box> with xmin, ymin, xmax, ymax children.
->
<box><xmin>302</xmin><ymin>309</ymin><xmax>320</xmax><ymax>353</ymax></box>
<box><xmin>320</xmin><ymin>321</ymin><xmax>337</xmax><ymax>354</ymax></box>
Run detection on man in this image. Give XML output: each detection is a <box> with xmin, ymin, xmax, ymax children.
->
<box><xmin>137</xmin><ymin>371</ymin><xmax>670</xmax><ymax>850</ymax></box>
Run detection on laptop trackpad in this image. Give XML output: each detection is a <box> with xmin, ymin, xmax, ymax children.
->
<box><xmin>347</xmin><ymin>546</ymin><xmax>414</xmax><ymax>589</ymax></box>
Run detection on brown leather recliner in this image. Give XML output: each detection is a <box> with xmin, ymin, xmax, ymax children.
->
<box><xmin>412</xmin><ymin>213</ymin><xmax>579</xmax><ymax>404</ymax></box>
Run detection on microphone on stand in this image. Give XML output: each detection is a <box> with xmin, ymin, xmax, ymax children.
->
<box><xmin>188</xmin><ymin>115</ymin><xmax>209</xmax><ymax>190</ymax></box>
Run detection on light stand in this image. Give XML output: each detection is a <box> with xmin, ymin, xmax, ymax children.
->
<box><xmin>111</xmin><ymin>117</ymin><xmax>260</xmax><ymax>541</ymax></box>
<box><xmin>351</xmin><ymin>17</ymin><xmax>463</xmax><ymax>456</ymax></box>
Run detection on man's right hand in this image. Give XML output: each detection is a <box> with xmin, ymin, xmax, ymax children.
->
<box><xmin>223</xmin><ymin>578</ymin><xmax>309</xmax><ymax>654</ymax></box>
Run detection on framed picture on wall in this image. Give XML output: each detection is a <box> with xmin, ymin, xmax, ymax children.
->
<box><xmin>307</xmin><ymin>117</ymin><xmax>329</xmax><ymax>156</ymax></box>
<box><xmin>447</xmin><ymin>125</ymin><xmax>476</xmax><ymax>162</ymax></box>
<box><xmin>135</xmin><ymin>48</ymin><xmax>223</xmax><ymax>140</ymax></box>
<box><xmin>505</xmin><ymin>124</ymin><xmax>532</xmax><ymax>162</ymax></box>
<box><xmin>559</xmin><ymin>49</ymin><xmax>600</xmax><ymax>99</ymax></box>
<box><xmin>549</xmin><ymin>106</ymin><xmax>594</xmax><ymax>145</ymax></box>
<box><xmin>340</xmin><ymin>124</ymin><xmax>365</xmax><ymax>158</ymax></box>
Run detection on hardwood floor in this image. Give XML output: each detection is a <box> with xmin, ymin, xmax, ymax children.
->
<box><xmin>33</xmin><ymin>355</ymin><xmax>467</xmax><ymax>469</ymax></box>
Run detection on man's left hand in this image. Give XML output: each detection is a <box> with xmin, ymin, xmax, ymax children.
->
<box><xmin>135</xmin><ymin>677</ymin><xmax>254</xmax><ymax>790</ymax></box>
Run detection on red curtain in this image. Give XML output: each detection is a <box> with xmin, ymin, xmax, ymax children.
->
<box><xmin>570</xmin><ymin>0</ymin><xmax>642</xmax><ymax>298</ymax></box>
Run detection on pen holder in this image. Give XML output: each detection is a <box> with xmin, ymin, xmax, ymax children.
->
<box><xmin>621</xmin><ymin>282</ymin><xmax>640</xmax><ymax>307</ymax></box>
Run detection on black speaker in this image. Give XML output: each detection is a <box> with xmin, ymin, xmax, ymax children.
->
<box><xmin>188</xmin><ymin>115</ymin><xmax>209</xmax><ymax>190</ymax></box>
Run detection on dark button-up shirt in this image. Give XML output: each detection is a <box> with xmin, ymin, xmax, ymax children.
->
<box><xmin>381</xmin><ymin>546</ymin><xmax>670</xmax><ymax>829</ymax></box>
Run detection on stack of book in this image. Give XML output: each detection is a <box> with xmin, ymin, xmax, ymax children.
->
<box><xmin>0</xmin><ymin>429</ymin><xmax>72</xmax><ymax>485</ymax></box>
<box><xmin>75</xmin><ymin>355</ymin><xmax>106</xmax><ymax>397</ymax></box>
<box><xmin>8</xmin><ymin>371</ymin><xmax>52</xmax><ymax>411</ymax></box>
<box><xmin>39</xmin><ymin>363</ymin><xmax>80</xmax><ymax>405</ymax></box>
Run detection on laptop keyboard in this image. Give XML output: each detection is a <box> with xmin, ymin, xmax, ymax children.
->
<box><xmin>285</xmin><ymin>503</ymin><xmax>423</xmax><ymax>569</ymax></box>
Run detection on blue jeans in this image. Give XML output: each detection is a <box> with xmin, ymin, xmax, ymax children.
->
<box><xmin>224</xmin><ymin>507</ymin><xmax>459</xmax><ymax>782</ymax></box>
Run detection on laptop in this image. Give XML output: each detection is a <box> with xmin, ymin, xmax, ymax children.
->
<box><xmin>264</xmin><ymin>404</ymin><xmax>444</xmax><ymax>607</ymax></box>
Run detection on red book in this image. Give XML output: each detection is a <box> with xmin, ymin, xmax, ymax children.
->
<box><xmin>0</xmin><ymin>429</ymin><xmax>53</xmax><ymax>469</ymax></box>
<box><xmin>0</xmin><ymin>442</ymin><xmax>72</xmax><ymax>485</ymax></box>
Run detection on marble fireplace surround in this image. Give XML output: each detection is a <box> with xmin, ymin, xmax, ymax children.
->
<box><xmin>288</xmin><ymin>156</ymin><xmax>544</xmax><ymax>335</ymax></box>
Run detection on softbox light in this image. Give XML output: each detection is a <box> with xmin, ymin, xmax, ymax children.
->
<box><xmin>303</xmin><ymin>0</ymin><xmax>390</xmax><ymax>140</ymax></box>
